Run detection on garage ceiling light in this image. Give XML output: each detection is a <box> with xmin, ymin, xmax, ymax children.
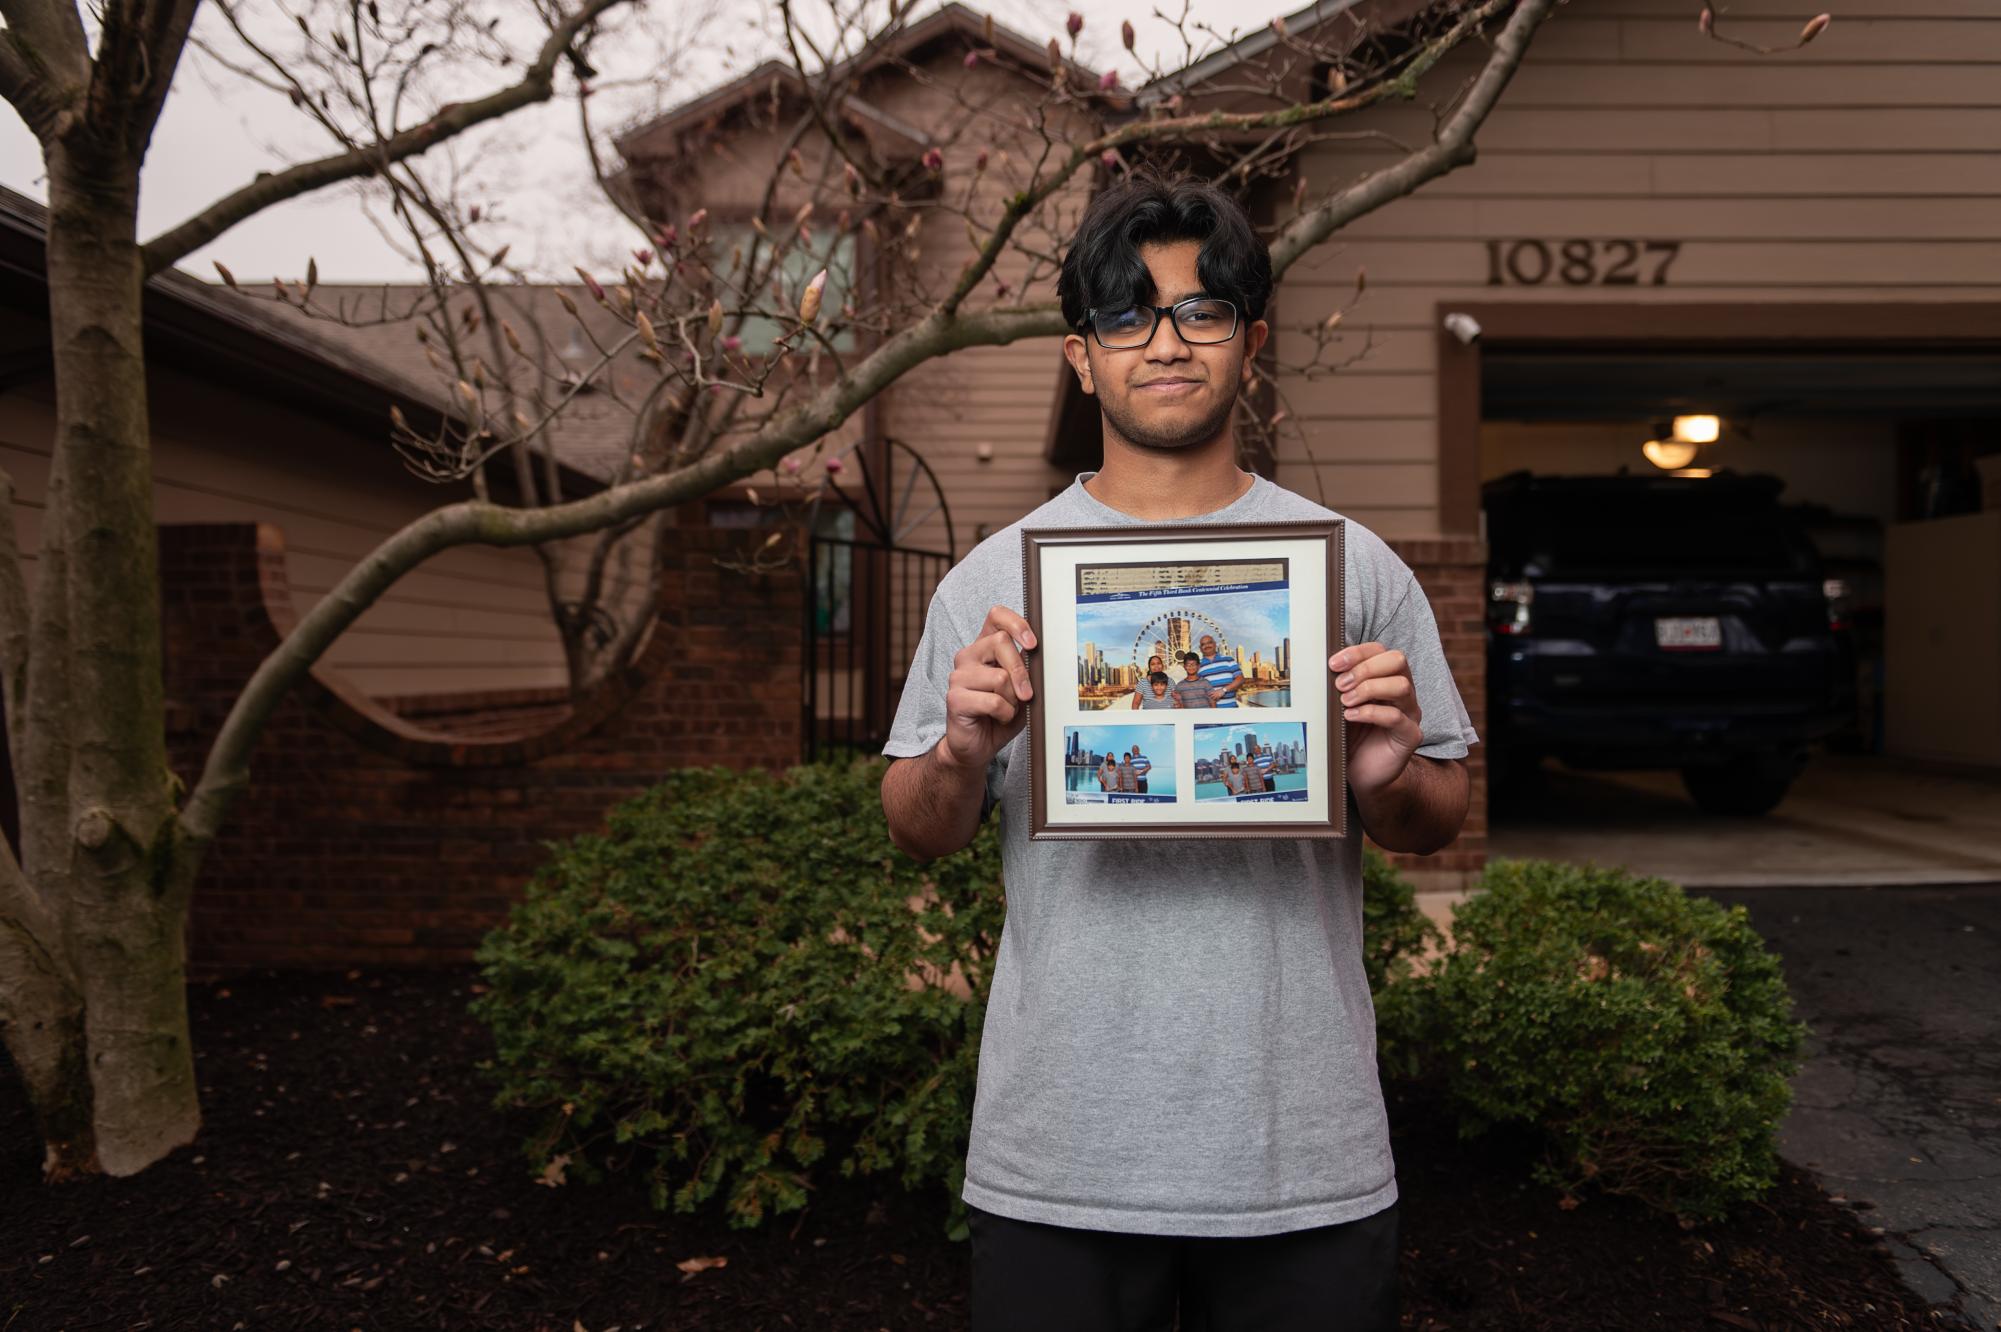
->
<box><xmin>1642</xmin><ymin>437</ymin><xmax>1699</xmax><ymax>470</ymax></box>
<box><xmin>1672</xmin><ymin>414</ymin><xmax>1721</xmax><ymax>444</ymax></box>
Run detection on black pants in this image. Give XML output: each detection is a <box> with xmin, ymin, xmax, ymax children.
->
<box><xmin>968</xmin><ymin>1200</ymin><xmax>1399</xmax><ymax>1332</ymax></box>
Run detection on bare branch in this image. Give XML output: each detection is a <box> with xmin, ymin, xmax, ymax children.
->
<box><xmin>0</xmin><ymin>0</ymin><xmax>92</xmax><ymax>136</ymax></box>
<box><xmin>177</xmin><ymin>295</ymin><xmax>1057</xmax><ymax>845</ymax></box>
<box><xmin>1271</xmin><ymin>0</ymin><xmax>1557</xmax><ymax>274</ymax></box>
<box><xmin>139</xmin><ymin>0</ymin><xmax>633</xmax><ymax>275</ymax></box>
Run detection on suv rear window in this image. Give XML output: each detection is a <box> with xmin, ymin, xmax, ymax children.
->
<box><xmin>1498</xmin><ymin>499</ymin><xmax>1818</xmax><ymax>577</ymax></box>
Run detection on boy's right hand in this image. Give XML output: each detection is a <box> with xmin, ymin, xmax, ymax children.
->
<box><xmin>940</xmin><ymin>605</ymin><xmax>1036</xmax><ymax>771</ymax></box>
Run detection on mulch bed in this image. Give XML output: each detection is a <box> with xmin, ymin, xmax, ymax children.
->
<box><xmin>0</xmin><ymin>965</ymin><xmax>1972</xmax><ymax>1331</ymax></box>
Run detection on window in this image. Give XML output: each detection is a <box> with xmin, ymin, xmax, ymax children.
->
<box><xmin>710</xmin><ymin>222</ymin><xmax>859</xmax><ymax>355</ymax></box>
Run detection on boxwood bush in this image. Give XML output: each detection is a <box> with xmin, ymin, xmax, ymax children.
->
<box><xmin>468</xmin><ymin>757</ymin><xmax>1003</xmax><ymax>1238</ymax></box>
<box><xmin>469</xmin><ymin>756</ymin><xmax>1444</xmax><ymax>1238</ymax></box>
<box><xmin>1377</xmin><ymin>857</ymin><xmax>1807</xmax><ymax>1224</ymax></box>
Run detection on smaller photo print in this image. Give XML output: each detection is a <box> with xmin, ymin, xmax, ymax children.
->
<box><xmin>1194</xmin><ymin>722</ymin><xmax>1309</xmax><ymax>804</ymax></box>
<box><xmin>1063</xmin><ymin>725</ymin><xmax>1177</xmax><ymax>804</ymax></box>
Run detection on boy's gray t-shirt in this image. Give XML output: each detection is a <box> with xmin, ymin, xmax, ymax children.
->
<box><xmin>882</xmin><ymin>471</ymin><xmax>1479</xmax><ymax>1238</ymax></box>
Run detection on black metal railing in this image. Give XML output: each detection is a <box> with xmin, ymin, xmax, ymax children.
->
<box><xmin>803</xmin><ymin>535</ymin><xmax>951</xmax><ymax>762</ymax></box>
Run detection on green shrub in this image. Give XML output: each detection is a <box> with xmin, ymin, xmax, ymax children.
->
<box><xmin>1361</xmin><ymin>844</ymin><xmax>1445</xmax><ymax>995</ymax></box>
<box><xmin>468</xmin><ymin>757</ymin><xmax>1002</xmax><ymax>1239</ymax></box>
<box><xmin>468</xmin><ymin>759</ymin><xmax>1452</xmax><ymax>1240</ymax></box>
<box><xmin>1378</xmin><ymin>858</ymin><xmax>1806</xmax><ymax>1224</ymax></box>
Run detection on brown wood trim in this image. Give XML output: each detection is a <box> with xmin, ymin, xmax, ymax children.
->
<box><xmin>1433</xmin><ymin>300</ymin><xmax>2001</xmax><ymax>539</ymax></box>
<box><xmin>1021</xmin><ymin>520</ymin><xmax>1346</xmax><ymax>841</ymax></box>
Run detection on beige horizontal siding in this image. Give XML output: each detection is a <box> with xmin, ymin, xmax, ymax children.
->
<box><xmin>1276</xmin><ymin>3</ymin><xmax>2001</xmax><ymax>534</ymax></box>
<box><xmin>1</xmin><ymin>370</ymin><xmax>568</xmax><ymax>700</ymax></box>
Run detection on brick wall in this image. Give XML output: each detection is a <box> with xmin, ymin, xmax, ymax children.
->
<box><xmin>1382</xmin><ymin>537</ymin><xmax>1488</xmax><ymax>891</ymax></box>
<box><xmin>163</xmin><ymin>522</ymin><xmax>802</xmax><ymax>974</ymax></box>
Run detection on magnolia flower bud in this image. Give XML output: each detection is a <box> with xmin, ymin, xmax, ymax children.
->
<box><xmin>825</xmin><ymin>455</ymin><xmax>844</xmax><ymax>474</ymax></box>
<box><xmin>1066</xmin><ymin>11</ymin><xmax>1083</xmax><ymax>38</ymax></box>
<box><xmin>788</xmin><ymin>147</ymin><xmax>805</xmax><ymax>177</ymax></box>
<box><xmin>689</xmin><ymin>207</ymin><xmax>709</xmax><ymax>230</ymax></box>
<box><xmin>975</xmin><ymin>148</ymin><xmax>989</xmax><ymax>173</ymax></box>
<box><xmin>722</xmin><ymin>334</ymin><xmax>742</xmax><ymax>353</ymax></box>
<box><xmin>633</xmin><ymin>247</ymin><xmax>653</xmax><ymax>267</ymax></box>
<box><xmin>1099</xmin><ymin>69</ymin><xmax>1119</xmax><ymax>91</ymax></box>
<box><xmin>782</xmin><ymin>455</ymin><xmax>802</xmax><ymax>474</ymax></box>
<box><xmin>1121</xmin><ymin>19</ymin><xmax>1135</xmax><ymax>50</ymax></box>
<box><xmin>1047</xmin><ymin>36</ymin><xmax>1061</xmax><ymax>64</ymax></box>
<box><xmin>214</xmin><ymin>261</ymin><xmax>238</xmax><ymax>290</ymax></box>
<box><xmin>502</xmin><ymin>320</ymin><xmax>524</xmax><ymax>355</ymax></box>
<box><xmin>708</xmin><ymin>299</ymin><xmax>724</xmax><ymax>339</ymax></box>
<box><xmin>799</xmin><ymin>268</ymin><xmax>828</xmax><ymax>323</ymax></box>
<box><xmin>1799</xmin><ymin>12</ymin><xmax>1829</xmax><ymax>42</ymax></box>
<box><xmin>575</xmin><ymin>266</ymin><xmax>605</xmax><ymax>302</ymax></box>
<box><xmin>844</xmin><ymin>161</ymin><xmax>861</xmax><ymax>196</ymax></box>
<box><xmin>1271</xmin><ymin>15</ymin><xmax>1287</xmax><ymax>37</ymax></box>
<box><xmin>556</xmin><ymin>290</ymin><xmax>578</xmax><ymax>317</ymax></box>
<box><xmin>1698</xmin><ymin>5</ymin><xmax>1713</xmax><ymax>34</ymax></box>
<box><xmin>922</xmin><ymin>146</ymin><xmax>944</xmax><ymax>172</ymax></box>
<box><xmin>635</xmin><ymin>312</ymin><xmax>659</xmax><ymax>351</ymax></box>
<box><xmin>964</xmin><ymin>49</ymin><xmax>979</xmax><ymax>68</ymax></box>
<box><xmin>1100</xmin><ymin>149</ymin><xmax>1121</xmax><ymax>170</ymax></box>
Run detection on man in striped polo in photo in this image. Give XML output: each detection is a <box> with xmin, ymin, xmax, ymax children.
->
<box><xmin>1128</xmin><ymin>744</ymin><xmax>1152</xmax><ymax>793</ymax></box>
<box><xmin>1196</xmin><ymin>632</ymin><xmax>1244</xmax><ymax>707</ymax></box>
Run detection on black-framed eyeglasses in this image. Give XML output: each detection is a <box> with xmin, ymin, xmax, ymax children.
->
<box><xmin>1079</xmin><ymin>297</ymin><xmax>1240</xmax><ymax>350</ymax></box>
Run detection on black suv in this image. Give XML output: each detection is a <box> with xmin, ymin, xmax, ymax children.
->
<box><xmin>1483</xmin><ymin>470</ymin><xmax>1855</xmax><ymax>815</ymax></box>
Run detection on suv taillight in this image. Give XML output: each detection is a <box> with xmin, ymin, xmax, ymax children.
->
<box><xmin>1823</xmin><ymin>577</ymin><xmax>1851</xmax><ymax>632</ymax></box>
<box><xmin>1488</xmin><ymin>580</ymin><xmax>1533</xmax><ymax>636</ymax></box>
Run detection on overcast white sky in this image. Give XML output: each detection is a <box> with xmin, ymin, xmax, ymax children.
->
<box><xmin>0</xmin><ymin>0</ymin><xmax>1308</xmax><ymax>283</ymax></box>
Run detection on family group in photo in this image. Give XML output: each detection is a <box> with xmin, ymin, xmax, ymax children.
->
<box><xmin>1095</xmin><ymin>745</ymin><xmax>1156</xmax><ymax>794</ymax></box>
<box><xmin>1127</xmin><ymin>633</ymin><xmax>1245</xmax><ymax>710</ymax></box>
<box><xmin>1212</xmin><ymin>743</ymin><xmax>1288</xmax><ymax>795</ymax></box>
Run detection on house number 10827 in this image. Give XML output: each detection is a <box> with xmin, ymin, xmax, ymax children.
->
<box><xmin>1485</xmin><ymin>239</ymin><xmax>1682</xmax><ymax>286</ymax></box>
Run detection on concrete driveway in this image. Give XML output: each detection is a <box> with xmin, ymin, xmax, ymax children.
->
<box><xmin>1486</xmin><ymin>752</ymin><xmax>2001</xmax><ymax>888</ymax></box>
<box><xmin>1702</xmin><ymin>885</ymin><xmax>2001</xmax><ymax>1332</ymax></box>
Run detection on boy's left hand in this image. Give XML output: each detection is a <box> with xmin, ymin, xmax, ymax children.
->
<box><xmin>1330</xmin><ymin>642</ymin><xmax>1423</xmax><ymax>796</ymax></box>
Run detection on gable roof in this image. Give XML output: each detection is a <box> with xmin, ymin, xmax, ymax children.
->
<box><xmin>245</xmin><ymin>282</ymin><xmax>665</xmax><ymax>483</ymax></box>
<box><xmin>0</xmin><ymin>186</ymin><xmax>608</xmax><ymax>495</ymax></box>
<box><xmin>614</xmin><ymin>2</ymin><xmax>1108</xmax><ymax>161</ymax></box>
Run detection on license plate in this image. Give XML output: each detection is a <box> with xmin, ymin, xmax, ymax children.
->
<box><xmin>1656</xmin><ymin>616</ymin><xmax>1722</xmax><ymax>651</ymax></box>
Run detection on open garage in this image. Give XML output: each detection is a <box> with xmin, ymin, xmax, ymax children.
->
<box><xmin>1438</xmin><ymin>302</ymin><xmax>2001</xmax><ymax>886</ymax></box>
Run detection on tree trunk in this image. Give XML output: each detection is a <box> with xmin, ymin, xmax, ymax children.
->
<box><xmin>0</xmin><ymin>139</ymin><xmax>203</xmax><ymax>1179</ymax></box>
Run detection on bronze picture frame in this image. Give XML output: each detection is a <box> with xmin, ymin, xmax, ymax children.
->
<box><xmin>1022</xmin><ymin>520</ymin><xmax>1346</xmax><ymax>840</ymax></box>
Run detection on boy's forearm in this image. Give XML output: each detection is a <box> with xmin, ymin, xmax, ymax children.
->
<box><xmin>1353</xmin><ymin>754</ymin><xmax>1469</xmax><ymax>854</ymax></box>
<box><xmin>882</xmin><ymin>738</ymin><xmax>988</xmax><ymax>862</ymax></box>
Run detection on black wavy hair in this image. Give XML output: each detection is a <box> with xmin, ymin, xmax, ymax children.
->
<box><xmin>1057</xmin><ymin>169</ymin><xmax>1273</xmax><ymax>331</ymax></box>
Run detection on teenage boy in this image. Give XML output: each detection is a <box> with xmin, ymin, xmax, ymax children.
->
<box><xmin>1171</xmin><ymin>651</ymin><xmax>1213</xmax><ymax>709</ymax></box>
<box><xmin>880</xmin><ymin>170</ymin><xmax>1478</xmax><ymax>1332</ymax></box>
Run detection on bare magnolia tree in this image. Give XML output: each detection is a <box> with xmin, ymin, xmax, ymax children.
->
<box><xmin>0</xmin><ymin>0</ymin><xmax>1829</xmax><ymax>1186</ymax></box>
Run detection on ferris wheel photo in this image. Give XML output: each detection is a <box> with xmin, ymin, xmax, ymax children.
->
<box><xmin>1072</xmin><ymin>563</ymin><xmax>1296</xmax><ymax>711</ymax></box>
